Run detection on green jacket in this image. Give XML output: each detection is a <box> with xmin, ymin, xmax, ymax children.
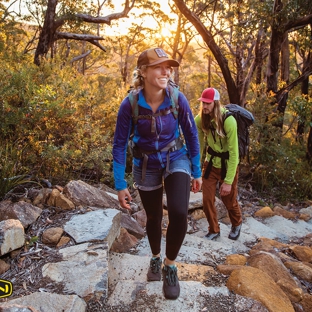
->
<box><xmin>195</xmin><ymin>108</ymin><xmax>239</xmax><ymax>185</ymax></box>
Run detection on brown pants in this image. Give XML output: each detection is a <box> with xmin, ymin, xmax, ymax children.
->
<box><xmin>202</xmin><ymin>163</ymin><xmax>242</xmax><ymax>233</ymax></box>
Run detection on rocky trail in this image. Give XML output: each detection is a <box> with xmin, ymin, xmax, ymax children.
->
<box><xmin>0</xmin><ymin>180</ymin><xmax>312</xmax><ymax>312</ymax></box>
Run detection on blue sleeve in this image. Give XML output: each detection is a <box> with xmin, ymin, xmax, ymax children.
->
<box><xmin>112</xmin><ymin>97</ymin><xmax>133</xmax><ymax>190</ymax></box>
<box><xmin>177</xmin><ymin>92</ymin><xmax>201</xmax><ymax>178</ymax></box>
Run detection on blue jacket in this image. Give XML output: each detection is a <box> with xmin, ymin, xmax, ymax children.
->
<box><xmin>113</xmin><ymin>87</ymin><xmax>201</xmax><ymax>191</ymax></box>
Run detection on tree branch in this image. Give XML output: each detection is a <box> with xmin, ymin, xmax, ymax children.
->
<box><xmin>55</xmin><ymin>0</ymin><xmax>135</xmax><ymax>27</ymax></box>
<box><xmin>70</xmin><ymin>50</ymin><xmax>92</xmax><ymax>64</ymax></box>
<box><xmin>284</xmin><ymin>14</ymin><xmax>312</xmax><ymax>32</ymax></box>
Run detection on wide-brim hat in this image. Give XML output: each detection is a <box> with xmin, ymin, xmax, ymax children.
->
<box><xmin>137</xmin><ymin>48</ymin><xmax>180</xmax><ymax>68</ymax></box>
<box><xmin>198</xmin><ymin>88</ymin><xmax>220</xmax><ymax>102</ymax></box>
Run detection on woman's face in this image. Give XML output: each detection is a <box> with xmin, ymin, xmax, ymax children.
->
<box><xmin>202</xmin><ymin>101</ymin><xmax>215</xmax><ymax>116</ymax></box>
<box><xmin>143</xmin><ymin>61</ymin><xmax>172</xmax><ymax>90</ymax></box>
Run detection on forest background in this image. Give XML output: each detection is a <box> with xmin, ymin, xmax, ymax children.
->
<box><xmin>0</xmin><ymin>0</ymin><xmax>311</xmax><ymax>204</ymax></box>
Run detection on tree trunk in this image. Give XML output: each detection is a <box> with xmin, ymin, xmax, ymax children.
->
<box><xmin>173</xmin><ymin>0</ymin><xmax>239</xmax><ymax>105</ymax></box>
<box><xmin>34</xmin><ymin>0</ymin><xmax>58</xmax><ymax>66</ymax></box>
<box><xmin>274</xmin><ymin>31</ymin><xmax>290</xmax><ymax>128</ymax></box>
<box><xmin>266</xmin><ymin>0</ymin><xmax>284</xmax><ymax>95</ymax></box>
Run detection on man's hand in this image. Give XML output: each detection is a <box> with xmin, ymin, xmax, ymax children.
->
<box><xmin>220</xmin><ymin>183</ymin><xmax>232</xmax><ymax>196</ymax></box>
<box><xmin>118</xmin><ymin>189</ymin><xmax>132</xmax><ymax>210</ymax></box>
<box><xmin>192</xmin><ymin>177</ymin><xmax>202</xmax><ymax>193</ymax></box>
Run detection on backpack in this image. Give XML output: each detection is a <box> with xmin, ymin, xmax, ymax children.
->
<box><xmin>223</xmin><ymin>103</ymin><xmax>254</xmax><ymax>160</ymax></box>
<box><xmin>203</xmin><ymin>103</ymin><xmax>254</xmax><ymax>180</ymax></box>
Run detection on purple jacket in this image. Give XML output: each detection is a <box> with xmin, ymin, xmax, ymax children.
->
<box><xmin>112</xmin><ymin>87</ymin><xmax>201</xmax><ymax>191</ymax></box>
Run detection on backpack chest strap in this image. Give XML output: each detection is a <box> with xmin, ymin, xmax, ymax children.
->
<box><xmin>136</xmin><ymin>106</ymin><xmax>179</xmax><ymax>133</ymax></box>
<box><xmin>203</xmin><ymin>146</ymin><xmax>229</xmax><ymax>180</ymax></box>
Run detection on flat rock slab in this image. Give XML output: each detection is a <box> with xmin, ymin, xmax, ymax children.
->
<box><xmin>0</xmin><ymin>292</ymin><xmax>86</xmax><ymax>312</ymax></box>
<box><xmin>64</xmin><ymin>209</ymin><xmax>121</xmax><ymax>248</ymax></box>
<box><xmin>262</xmin><ymin>215</ymin><xmax>312</xmax><ymax>240</ymax></box>
<box><xmin>108</xmin><ymin>253</ymin><xmax>215</xmax><ymax>290</ymax></box>
<box><xmin>42</xmin><ymin>243</ymin><xmax>108</xmax><ymax>299</ymax></box>
<box><xmin>107</xmin><ymin>280</ymin><xmax>230</xmax><ymax>310</ymax></box>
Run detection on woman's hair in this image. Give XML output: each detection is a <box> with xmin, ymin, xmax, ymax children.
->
<box><xmin>200</xmin><ymin>100</ymin><xmax>226</xmax><ymax>137</ymax></box>
<box><xmin>132</xmin><ymin>66</ymin><xmax>147</xmax><ymax>90</ymax></box>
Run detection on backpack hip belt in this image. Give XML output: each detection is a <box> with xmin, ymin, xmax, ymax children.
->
<box><xmin>132</xmin><ymin>137</ymin><xmax>184</xmax><ymax>182</ymax></box>
<box><xmin>203</xmin><ymin>146</ymin><xmax>229</xmax><ymax>180</ymax></box>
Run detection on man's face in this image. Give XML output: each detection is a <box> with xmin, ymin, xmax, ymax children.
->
<box><xmin>202</xmin><ymin>101</ymin><xmax>215</xmax><ymax>116</ymax></box>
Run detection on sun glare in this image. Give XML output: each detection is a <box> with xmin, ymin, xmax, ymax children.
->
<box><xmin>103</xmin><ymin>1</ymin><xmax>175</xmax><ymax>37</ymax></box>
<box><xmin>160</xmin><ymin>26</ymin><xmax>172</xmax><ymax>39</ymax></box>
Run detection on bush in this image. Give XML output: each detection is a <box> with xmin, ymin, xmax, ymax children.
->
<box><xmin>248</xmin><ymin>92</ymin><xmax>312</xmax><ymax>203</ymax></box>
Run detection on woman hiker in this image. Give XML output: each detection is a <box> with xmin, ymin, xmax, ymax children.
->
<box><xmin>112</xmin><ymin>47</ymin><xmax>202</xmax><ymax>300</ymax></box>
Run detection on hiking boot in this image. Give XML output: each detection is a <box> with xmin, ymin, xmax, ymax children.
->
<box><xmin>204</xmin><ymin>232</ymin><xmax>220</xmax><ymax>240</ymax></box>
<box><xmin>147</xmin><ymin>256</ymin><xmax>162</xmax><ymax>281</ymax></box>
<box><xmin>228</xmin><ymin>223</ymin><xmax>242</xmax><ymax>240</ymax></box>
<box><xmin>162</xmin><ymin>263</ymin><xmax>180</xmax><ymax>300</ymax></box>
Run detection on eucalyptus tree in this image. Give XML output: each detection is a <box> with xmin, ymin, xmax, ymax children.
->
<box><xmin>173</xmin><ymin>0</ymin><xmax>311</xmax><ymax>103</ymax></box>
<box><xmin>267</xmin><ymin>0</ymin><xmax>312</xmax><ymax>116</ymax></box>
<box><xmin>172</xmin><ymin>0</ymin><xmax>272</xmax><ymax>106</ymax></box>
<box><xmin>21</xmin><ymin>0</ymin><xmax>136</xmax><ymax>66</ymax></box>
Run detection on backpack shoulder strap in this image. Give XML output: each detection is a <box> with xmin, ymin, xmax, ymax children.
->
<box><xmin>168</xmin><ymin>83</ymin><xmax>179</xmax><ymax>119</ymax></box>
<box><xmin>128</xmin><ymin>90</ymin><xmax>139</xmax><ymax>124</ymax></box>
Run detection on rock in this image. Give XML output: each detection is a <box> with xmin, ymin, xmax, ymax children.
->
<box><xmin>0</xmin><ymin>200</ymin><xmax>42</xmax><ymax>228</ymax></box>
<box><xmin>110</xmin><ymin>228</ymin><xmax>138</xmax><ymax>253</ymax></box>
<box><xmin>217</xmin><ymin>264</ymin><xmax>245</xmax><ymax>275</ymax></box>
<box><xmin>276</xmin><ymin>278</ymin><xmax>303</xmax><ymax>303</ymax></box>
<box><xmin>42</xmin><ymin>243</ymin><xmax>108</xmax><ymax>301</ymax></box>
<box><xmin>227</xmin><ymin>266</ymin><xmax>295</xmax><ymax>312</ymax></box>
<box><xmin>120</xmin><ymin>213</ymin><xmax>145</xmax><ymax>239</ymax></box>
<box><xmin>56</xmin><ymin>236</ymin><xmax>71</xmax><ymax>248</ymax></box>
<box><xmin>63</xmin><ymin>209</ymin><xmax>121</xmax><ymax>249</ymax></box>
<box><xmin>0</xmin><ymin>292</ymin><xmax>86</xmax><ymax>312</ymax></box>
<box><xmin>303</xmin><ymin>233</ymin><xmax>312</xmax><ymax>247</ymax></box>
<box><xmin>288</xmin><ymin>245</ymin><xmax>312</xmax><ymax>263</ymax></box>
<box><xmin>176</xmin><ymin>262</ymin><xmax>215</xmax><ymax>282</ymax></box>
<box><xmin>234</xmin><ymin>295</ymin><xmax>269</xmax><ymax>312</ymax></box>
<box><xmin>224</xmin><ymin>254</ymin><xmax>247</xmax><ymax>265</ymax></box>
<box><xmin>41</xmin><ymin>227</ymin><xmax>64</xmax><ymax>245</ymax></box>
<box><xmin>284</xmin><ymin>261</ymin><xmax>312</xmax><ymax>282</ymax></box>
<box><xmin>249</xmin><ymin>237</ymin><xmax>288</xmax><ymax>256</ymax></box>
<box><xmin>254</xmin><ymin>206</ymin><xmax>275</xmax><ymax>218</ymax></box>
<box><xmin>247</xmin><ymin>252</ymin><xmax>302</xmax><ymax>303</ymax></box>
<box><xmin>0</xmin><ymin>304</ymin><xmax>39</xmax><ymax>311</ymax></box>
<box><xmin>298</xmin><ymin>293</ymin><xmax>312</xmax><ymax>312</ymax></box>
<box><xmin>63</xmin><ymin>180</ymin><xmax>120</xmax><ymax>209</ymax></box>
<box><xmin>0</xmin><ymin>258</ymin><xmax>10</xmax><ymax>274</ymax></box>
<box><xmin>273</xmin><ymin>206</ymin><xmax>297</xmax><ymax>220</ymax></box>
<box><xmin>0</xmin><ymin>219</ymin><xmax>24</xmax><ymax>256</ymax></box>
<box><xmin>299</xmin><ymin>206</ymin><xmax>312</xmax><ymax>217</ymax></box>
<box><xmin>46</xmin><ymin>189</ymin><xmax>60</xmax><ymax>206</ymax></box>
<box><xmin>190</xmin><ymin>209</ymin><xmax>206</xmax><ymax>221</ymax></box>
<box><xmin>32</xmin><ymin>188</ymin><xmax>52</xmax><ymax>206</ymax></box>
<box><xmin>54</xmin><ymin>193</ymin><xmax>75</xmax><ymax>210</ymax></box>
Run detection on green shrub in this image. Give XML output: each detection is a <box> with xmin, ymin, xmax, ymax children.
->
<box><xmin>248</xmin><ymin>92</ymin><xmax>312</xmax><ymax>203</ymax></box>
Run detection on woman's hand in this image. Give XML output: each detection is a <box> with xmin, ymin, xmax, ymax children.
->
<box><xmin>192</xmin><ymin>177</ymin><xmax>202</xmax><ymax>193</ymax></box>
<box><xmin>118</xmin><ymin>189</ymin><xmax>132</xmax><ymax>210</ymax></box>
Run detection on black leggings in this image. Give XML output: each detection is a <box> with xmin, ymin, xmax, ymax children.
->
<box><xmin>139</xmin><ymin>172</ymin><xmax>190</xmax><ymax>261</ymax></box>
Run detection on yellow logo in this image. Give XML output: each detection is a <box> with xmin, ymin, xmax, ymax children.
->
<box><xmin>0</xmin><ymin>279</ymin><xmax>13</xmax><ymax>298</ymax></box>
